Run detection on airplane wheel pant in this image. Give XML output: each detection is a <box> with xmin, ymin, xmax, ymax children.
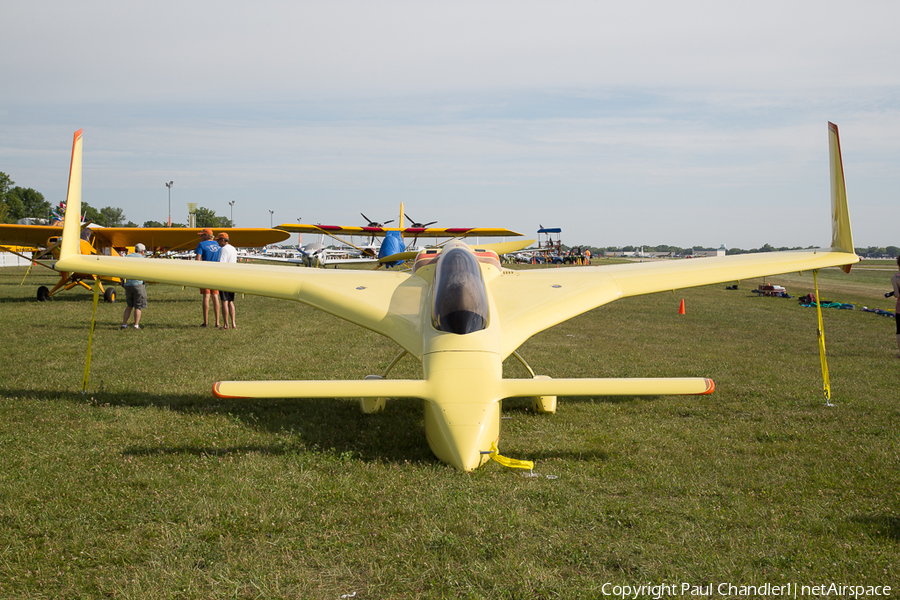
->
<box><xmin>360</xmin><ymin>375</ymin><xmax>387</xmax><ymax>413</ymax></box>
<box><xmin>531</xmin><ymin>375</ymin><xmax>557</xmax><ymax>414</ymax></box>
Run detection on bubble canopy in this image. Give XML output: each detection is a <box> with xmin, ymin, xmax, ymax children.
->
<box><xmin>431</xmin><ymin>246</ymin><xmax>489</xmax><ymax>335</ymax></box>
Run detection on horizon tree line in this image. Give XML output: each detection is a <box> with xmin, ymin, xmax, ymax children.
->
<box><xmin>1</xmin><ymin>171</ymin><xmax>232</xmax><ymax>228</ymax></box>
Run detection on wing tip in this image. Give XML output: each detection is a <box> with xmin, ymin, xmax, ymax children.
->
<box><xmin>213</xmin><ymin>382</ymin><xmax>247</xmax><ymax>399</ymax></box>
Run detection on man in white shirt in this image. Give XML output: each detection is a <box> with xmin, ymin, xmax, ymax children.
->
<box><xmin>216</xmin><ymin>232</ymin><xmax>238</xmax><ymax>330</ymax></box>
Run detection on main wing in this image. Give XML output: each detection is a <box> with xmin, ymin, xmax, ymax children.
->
<box><xmin>71</xmin><ymin>254</ymin><xmax>428</xmax><ymax>354</ymax></box>
<box><xmin>491</xmin><ymin>121</ymin><xmax>858</xmax><ymax>358</ymax></box>
<box><xmin>492</xmin><ymin>248</ymin><xmax>856</xmax><ymax>358</ymax></box>
<box><xmin>53</xmin><ymin>130</ymin><xmax>429</xmax><ymax>356</ymax></box>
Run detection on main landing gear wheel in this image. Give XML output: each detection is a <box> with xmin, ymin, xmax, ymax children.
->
<box><xmin>104</xmin><ymin>288</ymin><xmax>116</xmax><ymax>303</ymax></box>
<box><xmin>37</xmin><ymin>286</ymin><xmax>50</xmax><ymax>302</ymax></box>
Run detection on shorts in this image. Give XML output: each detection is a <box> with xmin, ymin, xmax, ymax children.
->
<box><xmin>220</xmin><ymin>291</ymin><xmax>235</xmax><ymax>302</ymax></box>
<box><xmin>124</xmin><ymin>285</ymin><xmax>148</xmax><ymax>309</ymax></box>
<box><xmin>200</xmin><ymin>289</ymin><xmax>219</xmax><ymax>295</ymax></box>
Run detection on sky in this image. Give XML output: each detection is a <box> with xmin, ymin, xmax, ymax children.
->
<box><xmin>2</xmin><ymin>0</ymin><xmax>898</xmax><ymax>249</ymax></box>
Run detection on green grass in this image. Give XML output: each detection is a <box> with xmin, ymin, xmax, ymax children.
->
<box><xmin>1</xmin><ymin>262</ymin><xmax>898</xmax><ymax>598</ymax></box>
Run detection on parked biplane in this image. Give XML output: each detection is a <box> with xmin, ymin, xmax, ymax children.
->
<box><xmin>277</xmin><ymin>208</ymin><xmax>522</xmax><ymax>268</ymax></box>
<box><xmin>54</xmin><ymin>124</ymin><xmax>858</xmax><ymax>471</ymax></box>
<box><xmin>0</xmin><ymin>220</ymin><xmax>289</xmax><ymax>302</ymax></box>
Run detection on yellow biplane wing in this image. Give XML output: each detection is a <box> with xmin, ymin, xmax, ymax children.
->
<box><xmin>91</xmin><ymin>227</ymin><xmax>289</xmax><ymax>251</ymax></box>
<box><xmin>1</xmin><ymin>224</ymin><xmax>288</xmax><ymax>252</ymax></box>
<box><xmin>0</xmin><ymin>224</ymin><xmax>64</xmax><ymax>249</ymax></box>
<box><xmin>0</xmin><ymin>222</ymin><xmax>288</xmax><ymax>254</ymax></box>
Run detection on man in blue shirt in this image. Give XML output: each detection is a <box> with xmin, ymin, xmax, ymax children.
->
<box><xmin>195</xmin><ymin>228</ymin><xmax>221</xmax><ymax>328</ymax></box>
<box><xmin>121</xmin><ymin>243</ymin><xmax>147</xmax><ymax>330</ymax></box>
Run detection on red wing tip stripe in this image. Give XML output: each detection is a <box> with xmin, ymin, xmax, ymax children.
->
<box><xmin>213</xmin><ymin>382</ymin><xmax>248</xmax><ymax>399</ymax></box>
<box><xmin>702</xmin><ymin>379</ymin><xmax>715</xmax><ymax>395</ymax></box>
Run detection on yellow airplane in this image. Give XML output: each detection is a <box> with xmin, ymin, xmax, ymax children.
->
<box><xmin>54</xmin><ymin>125</ymin><xmax>858</xmax><ymax>471</ymax></box>
<box><xmin>0</xmin><ymin>215</ymin><xmax>290</xmax><ymax>302</ymax></box>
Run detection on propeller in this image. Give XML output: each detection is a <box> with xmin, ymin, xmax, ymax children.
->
<box><xmin>404</xmin><ymin>213</ymin><xmax>437</xmax><ymax>229</ymax></box>
<box><xmin>361</xmin><ymin>213</ymin><xmax>393</xmax><ymax>228</ymax></box>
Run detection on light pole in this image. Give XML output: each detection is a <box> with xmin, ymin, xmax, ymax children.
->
<box><xmin>228</xmin><ymin>201</ymin><xmax>235</xmax><ymax>227</ymax></box>
<box><xmin>269</xmin><ymin>210</ymin><xmax>274</xmax><ymax>228</ymax></box>
<box><xmin>165</xmin><ymin>181</ymin><xmax>174</xmax><ymax>226</ymax></box>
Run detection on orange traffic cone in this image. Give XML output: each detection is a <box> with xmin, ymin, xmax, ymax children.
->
<box><xmin>678</xmin><ymin>299</ymin><xmax>685</xmax><ymax>314</ymax></box>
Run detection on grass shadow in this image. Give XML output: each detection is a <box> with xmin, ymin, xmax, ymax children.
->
<box><xmin>19</xmin><ymin>388</ymin><xmax>437</xmax><ymax>466</ymax></box>
<box><xmin>14</xmin><ymin>387</ymin><xmax>624</xmax><ymax>467</ymax></box>
<box><xmin>849</xmin><ymin>514</ymin><xmax>900</xmax><ymax>541</ymax></box>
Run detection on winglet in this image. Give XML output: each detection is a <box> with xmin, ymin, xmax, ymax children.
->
<box><xmin>828</xmin><ymin>122</ymin><xmax>855</xmax><ymax>272</ymax></box>
<box><xmin>59</xmin><ymin>129</ymin><xmax>84</xmax><ymax>260</ymax></box>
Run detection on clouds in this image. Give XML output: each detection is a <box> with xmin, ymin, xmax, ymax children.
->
<box><xmin>8</xmin><ymin>1</ymin><xmax>899</xmax><ymax>101</ymax></box>
<box><xmin>2</xmin><ymin>1</ymin><xmax>899</xmax><ymax>247</ymax></box>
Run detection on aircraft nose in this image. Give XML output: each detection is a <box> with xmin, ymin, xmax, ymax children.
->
<box><xmin>423</xmin><ymin>400</ymin><xmax>500</xmax><ymax>471</ymax></box>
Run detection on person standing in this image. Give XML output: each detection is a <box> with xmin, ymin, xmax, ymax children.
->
<box><xmin>216</xmin><ymin>232</ymin><xmax>238</xmax><ymax>330</ymax></box>
<box><xmin>121</xmin><ymin>243</ymin><xmax>147</xmax><ymax>330</ymax></box>
<box><xmin>892</xmin><ymin>256</ymin><xmax>900</xmax><ymax>358</ymax></box>
<box><xmin>195</xmin><ymin>228</ymin><xmax>221</xmax><ymax>328</ymax></box>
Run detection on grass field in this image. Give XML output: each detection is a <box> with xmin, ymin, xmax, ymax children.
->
<box><xmin>1</xmin><ymin>261</ymin><xmax>898</xmax><ymax>599</ymax></box>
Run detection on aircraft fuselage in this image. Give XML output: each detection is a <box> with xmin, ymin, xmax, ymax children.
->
<box><xmin>413</xmin><ymin>242</ymin><xmax>507</xmax><ymax>471</ymax></box>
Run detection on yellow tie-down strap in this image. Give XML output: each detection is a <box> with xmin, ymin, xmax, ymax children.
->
<box><xmin>813</xmin><ymin>270</ymin><xmax>832</xmax><ymax>405</ymax></box>
<box><xmin>489</xmin><ymin>441</ymin><xmax>534</xmax><ymax>471</ymax></box>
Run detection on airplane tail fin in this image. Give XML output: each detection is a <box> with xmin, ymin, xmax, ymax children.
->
<box><xmin>828</xmin><ymin>122</ymin><xmax>855</xmax><ymax>271</ymax></box>
<box><xmin>59</xmin><ymin>130</ymin><xmax>84</xmax><ymax>261</ymax></box>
